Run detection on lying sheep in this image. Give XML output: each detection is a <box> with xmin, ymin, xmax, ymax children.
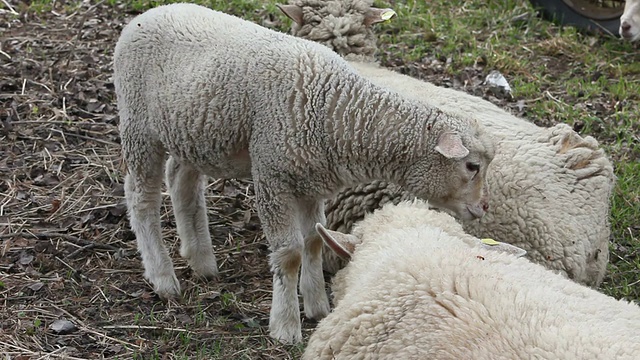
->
<box><xmin>620</xmin><ymin>0</ymin><xmax>640</xmax><ymax>41</ymax></box>
<box><xmin>279</xmin><ymin>0</ymin><xmax>616</xmax><ymax>286</ymax></box>
<box><xmin>113</xmin><ymin>3</ymin><xmax>495</xmax><ymax>344</ymax></box>
<box><xmin>305</xmin><ymin>200</ymin><xmax>640</xmax><ymax>360</ymax></box>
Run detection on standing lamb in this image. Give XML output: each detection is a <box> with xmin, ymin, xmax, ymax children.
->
<box><xmin>279</xmin><ymin>0</ymin><xmax>616</xmax><ymax>286</ymax></box>
<box><xmin>305</xmin><ymin>200</ymin><xmax>640</xmax><ymax>360</ymax></box>
<box><xmin>620</xmin><ymin>0</ymin><xmax>640</xmax><ymax>41</ymax></box>
<box><xmin>113</xmin><ymin>3</ymin><xmax>495</xmax><ymax>344</ymax></box>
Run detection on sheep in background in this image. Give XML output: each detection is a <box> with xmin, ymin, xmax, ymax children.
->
<box><xmin>279</xmin><ymin>0</ymin><xmax>616</xmax><ymax>287</ymax></box>
<box><xmin>620</xmin><ymin>0</ymin><xmax>640</xmax><ymax>41</ymax></box>
<box><xmin>304</xmin><ymin>200</ymin><xmax>640</xmax><ymax>360</ymax></box>
<box><xmin>114</xmin><ymin>3</ymin><xmax>495</xmax><ymax>344</ymax></box>
<box><xmin>276</xmin><ymin>0</ymin><xmax>394</xmax><ymax>60</ymax></box>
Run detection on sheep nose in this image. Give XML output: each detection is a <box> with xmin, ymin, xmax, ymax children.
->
<box><xmin>621</xmin><ymin>22</ymin><xmax>631</xmax><ymax>32</ymax></box>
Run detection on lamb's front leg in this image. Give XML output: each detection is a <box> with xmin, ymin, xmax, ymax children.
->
<box><xmin>299</xmin><ymin>200</ymin><xmax>331</xmax><ymax>320</ymax></box>
<box><xmin>254</xmin><ymin>184</ymin><xmax>304</xmax><ymax>344</ymax></box>
<box><xmin>269</xmin><ymin>241</ymin><xmax>303</xmax><ymax>344</ymax></box>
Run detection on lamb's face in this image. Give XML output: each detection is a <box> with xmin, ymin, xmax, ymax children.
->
<box><xmin>404</xmin><ymin>124</ymin><xmax>495</xmax><ymax>221</ymax></box>
<box><xmin>620</xmin><ymin>0</ymin><xmax>640</xmax><ymax>41</ymax></box>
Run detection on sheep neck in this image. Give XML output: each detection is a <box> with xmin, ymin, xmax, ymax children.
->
<box><xmin>324</xmin><ymin>77</ymin><xmax>441</xmax><ymax>185</ymax></box>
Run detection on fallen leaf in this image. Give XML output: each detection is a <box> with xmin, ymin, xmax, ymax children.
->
<box><xmin>27</xmin><ymin>282</ymin><xmax>44</xmax><ymax>291</ymax></box>
<box><xmin>18</xmin><ymin>252</ymin><xmax>34</xmax><ymax>265</ymax></box>
<box><xmin>107</xmin><ymin>344</ymin><xmax>123</xmax><ymax>354</ymax></box>
<box><xmin>33</xmin><ymin>173</ymin><xmax>60</xmax><ymax>187</ymax></box>
<box><xmin>50</xmin><ymin>199</ymin><xmax>61</xmax><ymax>213</ymax></box>
<box><xmin>108</xmin><ymin>203</ymin><xmax>127</xmax><ymax>217</ymax></box>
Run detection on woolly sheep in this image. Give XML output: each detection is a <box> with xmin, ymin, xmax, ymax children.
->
<box><xmin>113</xmin><ymin>3</ymin><xmax>495</xmax><ymax>344</ymax></box>
<box><xmin>279</xmin><ymin>0</ymin><xmax>616</xmax><ymax>286</ymax></box>
<box><xmin>305</xmin><ymin>200</ymin><xmax>640</xmax><ymax>360</ymax></box>
<box><xmin>621</xmin><ymin>0</ymin><xmax>640</xmax><ymax>41</ymax></box>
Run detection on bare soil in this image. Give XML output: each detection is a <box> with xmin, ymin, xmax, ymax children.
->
<box><xmin>0</xmin><ymin>2</ymin><xmax>303</xmax><ymax>358</ymax></box>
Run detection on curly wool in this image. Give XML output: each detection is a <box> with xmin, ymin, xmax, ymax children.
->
<box><xmin>304</xmin><ymin>201</ymin><xmax>640</xmax><ymax>360</ymax></box>
<box><xmin>287</xmin><ymin>0</ymin><xmax>378</xmax><ymax>59</ymax></box>
<box><xmin>284</xmin><ymin>1</ymin><xmax>616</xmax><ymax>286</ymax></box>
<box><xmin>324</xmin><ymin>180</ymin><xmax>410</xmax><ymax>234</ymax></box>
<box><xmin>323</xmin><ymin>122</ymin><xmax>614</xmax><ymax>286</ymax></box>
<box><xmin>114</xmin><ymin>3</ymin><xmax>495</xmax><ymax>344</ymax></box>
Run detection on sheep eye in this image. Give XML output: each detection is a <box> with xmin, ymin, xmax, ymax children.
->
<box><xmin>466</xmin><ymin>162</ymin><xmax>480</xmax><ymax>173</ymax></box>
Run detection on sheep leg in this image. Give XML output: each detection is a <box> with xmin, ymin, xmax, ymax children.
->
<box><xmin>254</xmin><ymin>184</ymin><xmax>304</xmax><ymax>344</ymax></box>
<box><xmin>299</xmin><ymin>200</ymin><xmax>331</xmax><ymax>320</ymax></box>
<box><xmin>269</xmin><ymin>245</ymin><xmax>303</xmax><ymax>344</ymax></box>
<box><xmin>124</xmin><ymin>147</ymin><xmax>181</xmax><ymax>299</ymax></box>
<box><xmin>165</xmin><ymin>156</ymin><xmax>218</xmax><ymax>279</ymax></box>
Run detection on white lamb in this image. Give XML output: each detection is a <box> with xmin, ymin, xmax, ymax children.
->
<box><xmin>113</xmin><ymin>3</ymin><xmax>496</xmax><ymax>344</ymax></box>
<box><xmin>305</xmin><ymin>200</ymin><xmax>640</xmax><ymax>360</ymax></box>
<box><xmin>621</xmin><ymin>0</ymin><xmax>640</xmax><ymax>41</ymax></box>
<box><xmin>279</xmin><ymin>0</ymin><xmax>616</xmax><ymax>287</ymax></box>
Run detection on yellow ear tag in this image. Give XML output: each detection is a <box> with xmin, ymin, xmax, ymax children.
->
<box><xmin>381</xmin><ymin>10</ymin><xmax>396</xmax><ymax>21</ymax></box>
<box><xmin>481</xmin><ymin>238</ymin><xmax>500</xmax><ymax>246</ymax></box>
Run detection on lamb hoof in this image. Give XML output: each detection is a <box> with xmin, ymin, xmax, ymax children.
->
<box><xmin>269</xmin><ymin>322</ymin><xmax>302</xmax><ymax>345</ymax></box>
<box><xmin>186</xmin><ymin>251</ymin><xmax>219</xmax><ymax>279</ymax></box>
<box><xmin>147</xmin><ymin>271</ymin><xmax>182</xmax><ymax>299</ymax></box>
<box><xmin>304</xmin><ymin>294</ymin><xmax>331</xmax><ymax>320</ymax></box>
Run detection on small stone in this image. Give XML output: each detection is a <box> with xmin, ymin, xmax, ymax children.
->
<box><xmin>49</xmin><ymin>319</ymin><xmax>77</xmax><ymax>334</ymax></box>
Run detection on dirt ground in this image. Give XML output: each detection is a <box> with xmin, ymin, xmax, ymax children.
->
<box><xmin>0</xmin><ymin>1</ymin><xmax>636</xmax><ymax>359</ymax></box>
<box><xmin>0</xmin><ymin>2</ymin><xmax>293</xmax><ymax>358</ymax></box>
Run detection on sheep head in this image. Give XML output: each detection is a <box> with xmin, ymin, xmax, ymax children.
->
<box><xmin>620</xmin><ymin>0</ymin><xmax>640</xmax><ymax>41</ymax></box>
<box><xmin>315</xmin><ymin>223</ymin><xmax>359</xmax><ymax>260</ymax></box>
<box><xmin>315</xmin><ymin>217</ymin><xmax>526</xmax><ymax>263</ymax></box>
<box><xmin>277</xmin><ymin>0</ymin><xmax>396</xmax><ymax>58</ymax></box>
<box><xmin>402</xmin><ymin>120</ymin><xmax>495</xmax><ymax>221</ymax></box>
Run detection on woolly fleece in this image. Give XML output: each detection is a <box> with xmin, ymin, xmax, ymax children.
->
<box><xmin>114</xmin><ymin>3</ymin><xmax>494</xmax><ymax>343</ymax></box>
<box><xmin>282</xmin><ymin>0</ymin><xmax>616</xmax><ymax>287</ymax></box>
<box><xmin>304</xmin><ymin>201</ymin><xmax>640</xmax><ymax>360</ymax></box>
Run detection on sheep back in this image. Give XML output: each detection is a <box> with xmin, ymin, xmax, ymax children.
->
<box><xmin>305</xmin><ymin>201</ymin><xmax>640</xmax><ymax>360</ymax></box>
<box><xmin>114</xmin><ymin>2</ymin><xmax>362</xmax><ymax>182</ymax></box>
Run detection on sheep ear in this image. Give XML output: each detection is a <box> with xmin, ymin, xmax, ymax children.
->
<box><xmin>364</xmin><ymin>8</ymin><xmax>397</xmax><ymax>26</ymax></box>
<box><xmin>277</xmin><ymin>4</ymin><xmax>304</xmax><ymax>26</ymax></box>
<box><xmin>435</xmin><ymin>132</ymin><xmax>469</xmax><ymax>159</ymax></box>
<box><xmin>315</xmin><ymin>223</ymin><xmax>359</xmax><ymax>260</ymax></box>
<box><xmin>480</xmin><ymin>238</ymin><xmax>527</xmax><ymax>258</ymax></box>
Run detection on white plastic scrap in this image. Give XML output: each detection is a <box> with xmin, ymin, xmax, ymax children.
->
<box><xmin>485</xmin><ymin>70</ymin><xmax>512</xmax><ymax>98</ymax></box>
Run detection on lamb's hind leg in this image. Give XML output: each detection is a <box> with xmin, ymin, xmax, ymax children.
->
<box><xmin>299</xmin><ymin>199</ymin><xmax>331</xmax><ymax>320</ymax></box>
<box><xmin>124</xmin><ymin>145</ymin><xmax>180</xmax><ymax>299</ymax></box>
<box><xmin>165</xmin><ymin>156</ymin><xmax>218</xmax><ymax>278</ymax></box>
